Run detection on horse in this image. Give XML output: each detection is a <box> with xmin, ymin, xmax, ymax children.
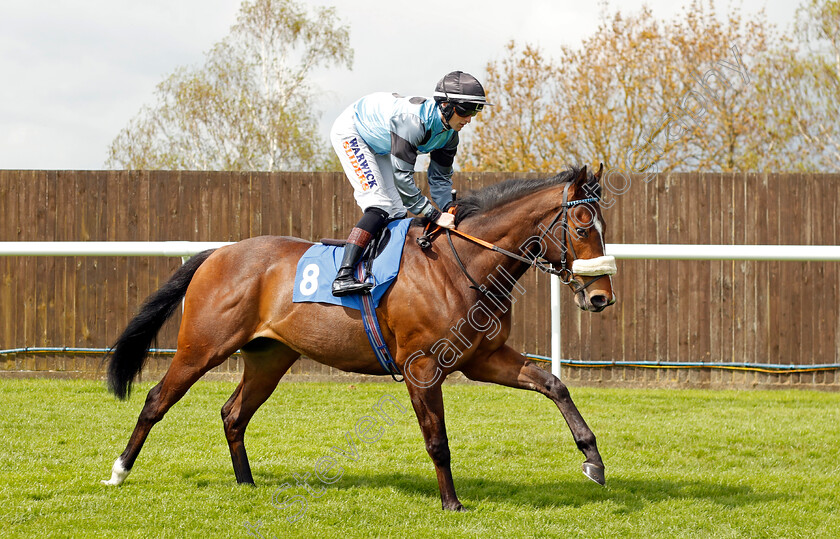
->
<box><xmin>101</xmin><ymin>164</ymin><xmax>616</xmax><ymax>511</ymax></box>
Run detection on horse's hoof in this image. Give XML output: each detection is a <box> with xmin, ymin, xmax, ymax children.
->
<box><xmin>102</xmin><ymin>458</ymin><xmax>130</xmax><ymax>486</ymax></box>
<box><xmin>443</xmin><ymin>502</ymin><xmax>466</xmax><ymax>511</ymax></box>
<box><xmin>582</xmin><ymin>462</ymin><xmax>606</xmax><ymax>486</ymax></box>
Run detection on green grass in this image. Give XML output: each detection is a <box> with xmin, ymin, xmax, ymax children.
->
<box><xmin>1</xmin><ymin>378</ymin><xmax>839</xmax><ymax>538</ymax></box>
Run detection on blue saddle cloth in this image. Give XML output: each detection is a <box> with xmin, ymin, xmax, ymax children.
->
<box><xmin>292</xmin><ymin>219</ymin><xmax>412</xmax><ymax>311</ymax></box>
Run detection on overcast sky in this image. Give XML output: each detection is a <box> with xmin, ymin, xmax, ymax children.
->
<box><xmin>0</xmin><ymin>0</ymin><xmax>798</xmax><ymax>170</ymax></box>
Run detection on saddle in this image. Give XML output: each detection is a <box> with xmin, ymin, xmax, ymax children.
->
<box><xmin>320</xmin><ymin>221</ymin><xmax>394</xmax><ymax>280</ymax></box>
<box><xmin>293</xmin><ymin>219</ymin><xmax>411</xmax><ymax>310</ymax></box>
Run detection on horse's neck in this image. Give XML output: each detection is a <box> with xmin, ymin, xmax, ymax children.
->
<box><xmin>454</xmin><ymin>196</ymin><xmax>552</xmax><ymax>291</ymax></box>
<box><xmin>462</xmin><ymin>188</ymin><xmax>554</xmax><ymax>252</ymax></box>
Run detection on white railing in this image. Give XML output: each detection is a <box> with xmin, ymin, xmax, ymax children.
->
<box><xmin>2</xmin><ymin>241</ymin><xmax>839</xmax><ymax>377</ymax></box>
<box><xmin>0</xmin><ymin>241</ymin><xmax>233</xmax><ymax>257</ymax></box>
<box><xmin>553</xmin><ymin>245</ymin><xmax>840</xmax><ymax>377</ymax></box>
<box><xmin>604</xmin><ymin>244</ymin><xmax>840</xmax><ymax>262</ymax></box>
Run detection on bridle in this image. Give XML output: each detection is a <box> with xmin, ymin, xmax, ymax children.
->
<box><xmin>420</xmin><ymin>181</ymin><xmax>612</xmax><ymax>299</ymax></box>
<box><xmin>544</xmin><ymin>182</ymin><xmax>608</xmax><ymax>293</ymax></box>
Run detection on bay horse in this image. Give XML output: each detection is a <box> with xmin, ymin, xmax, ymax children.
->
<box><xmin>102</xmin><ymin>165</ymin><xmax>616</xmax><ymax>511</ymax></box>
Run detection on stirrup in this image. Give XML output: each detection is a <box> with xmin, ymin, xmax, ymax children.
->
<box><xmin>331</xmin><ymin>274</ymin><xmax>373</xmax><ymax>297</ymax></box>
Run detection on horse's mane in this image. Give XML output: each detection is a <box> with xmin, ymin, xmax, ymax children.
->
<box><xmin>409</xmin><ymin>166</ymin><xmax>596</xmax><ymax>228</ymax></box>
<box><xmin>450</xmin><ymin>166</ymin><xmax>588</xmax><ymax>224</ymax></box>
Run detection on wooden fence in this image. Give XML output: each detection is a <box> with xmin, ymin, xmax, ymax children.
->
<box><xmin>1</xmin><ymin>170</ymin><xmax>838</xmax><ymax>389</ymax></box>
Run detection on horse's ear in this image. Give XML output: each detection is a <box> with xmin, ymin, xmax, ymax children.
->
<box><xmin>574</xmin><ymin>165</ymin><xmax>588</xmax><ymax>186</ymax></box>
<box><xmin>594</xmin><ymin>162</ymin><xmax>604</xmax><ymax>182</ymax></box>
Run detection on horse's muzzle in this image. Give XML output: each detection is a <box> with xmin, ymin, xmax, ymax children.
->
<box><xmin>571</xmin><ymin>256</ymin><xmax>616</xmax><ymax>312</ymax></box>
<box><xmin>576</xmin><ymin>290</ymin><xmax>615</xmax><ymax>312</ymax></box>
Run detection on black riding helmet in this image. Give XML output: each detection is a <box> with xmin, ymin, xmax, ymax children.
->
<box><xmin>434</xmin><ymin>71</ymin><xmax>492</xmax><ymax>123</ymax></box>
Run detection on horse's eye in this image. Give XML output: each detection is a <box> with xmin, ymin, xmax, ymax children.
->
<box><xmin>575</xmin><ymin>227</ymin><xmax>588</xmax><ymax>238</ymax></box>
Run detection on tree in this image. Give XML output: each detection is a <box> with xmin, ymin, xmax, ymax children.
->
<box><xmin>107</xmin><ymin>0</ymin><xmax>352</xmax><ymax>171</ymax></box>
<box><xmin>787</xmin><ymin>0</ymin><xmax>840</xmax><ymax>169</ymax></box>
<box><xmin>459</xmin><ymin>42</ymin><xmax>567</xmax><ymax>173</ymax></box>
<box><xmin>708</xmin><ymin>0</ymin><xmax>839</xmax><ymax>172</ymax></box>
<box><xmin>462</xmin><ymin>0</ymin><xmax>826</xmax><ymax>174</ymax></box>
<box><xmin>652</xmin><ymin>1</ymin><xmax>773</xmax><ymax>173</ymax></box>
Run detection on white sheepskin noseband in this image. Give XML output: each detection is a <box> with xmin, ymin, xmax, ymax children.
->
<box><xmin>572</xmin><ymin>255</ymin><xmax>617</xmax><ymax>276</ymax></box>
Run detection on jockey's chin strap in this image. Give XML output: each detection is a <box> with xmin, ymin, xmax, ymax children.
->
<box><xmin>418</xmin><ymin>185</ymin><xmax>609</xmax><ymax>297</ymax></box>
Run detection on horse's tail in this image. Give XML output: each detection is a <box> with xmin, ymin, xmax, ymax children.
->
<box><xmin>106</xmin><ymin>249</ymin><xmax>216</xmax><ymax>400</ymax></box>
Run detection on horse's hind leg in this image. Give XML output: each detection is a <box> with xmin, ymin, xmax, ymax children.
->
<box><xmin>102</xmin><ymin>344</ymin><xmax>238</xmax><ymax>486</ymax></box>
<box><xmin>221</xmin><ymin>338</ymin><xmax>300</xmax><ymax>484</ymax></box>
<box><xmin>460</xmin><ymin>345</ymin><xmax>606</xmax><ymax>485</ymax></box>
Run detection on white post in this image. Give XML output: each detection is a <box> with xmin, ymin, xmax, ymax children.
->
<box><xmin>550</xmin><ymin>274</ymin><xmax>562</xmax><ymax>379</ymax></box>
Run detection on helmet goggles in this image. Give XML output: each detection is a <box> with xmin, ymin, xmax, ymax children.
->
<box><xmin>452</xmin><ymin>102</ymin><xmax>484</xmax><ymax>117</ymax></box>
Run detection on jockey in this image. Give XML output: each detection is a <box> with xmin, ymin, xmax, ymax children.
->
<box><xmin>330</xmin><ymin>70</ymin><xmax>491</xmax><ymax>297</ymax></box>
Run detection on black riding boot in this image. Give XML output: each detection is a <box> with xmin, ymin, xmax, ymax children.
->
<box><xmin>331</xmin><ymin>241</ymin><xmax>373</xmax><ymax>296</ymax></box>
<box><xmin>331</xmin><ymin>207</ymin><xmax>389</xmax><ymax>297</ymax></box>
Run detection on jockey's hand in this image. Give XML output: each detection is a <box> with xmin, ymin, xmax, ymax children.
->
<box><xmin>435</xmin><ymin>212</ymin><xmax>456</xmax><ymax>229</ymax></box>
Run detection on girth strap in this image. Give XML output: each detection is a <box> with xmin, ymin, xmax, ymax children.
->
<box><xmin>355</xmin><ymin>264</ymin><xmax>403</xmax><ymax>382</ymax></box>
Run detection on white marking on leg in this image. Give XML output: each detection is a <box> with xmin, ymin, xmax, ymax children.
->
<box><xmin>101</xmin><ymin>457</ymin><xmax>130</xmax><ymax>486</ymax></box>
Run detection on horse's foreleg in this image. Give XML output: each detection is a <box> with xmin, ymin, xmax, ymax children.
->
<box><xmin>403</xmin><ymin>359</ymin><xmax>464</xmax><ymax>511</ymax></box>
<box><xmin>221</xmin><ymin>341</ymin><xmax>300</xmax><ymax>485</ymax></box>
<box><xmin>460</xmin><ymin>345</ymin><xmax>605</xmax><ymax>485</ymax></box>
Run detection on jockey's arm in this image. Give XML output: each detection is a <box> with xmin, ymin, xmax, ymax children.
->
<box><xmin>428</xmin><ymin>133</ymin><xmax>458</xmax><ymax>209</ymax></box>
<box><xmin>389</xmin><ymin>114</ymin><xmax>439</xmax><ymax>220</ymax></box>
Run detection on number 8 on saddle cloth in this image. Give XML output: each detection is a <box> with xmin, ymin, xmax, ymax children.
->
<box><xmin>292</xmin><ymin>218</ymin><xmax>412</xmax><ymax>311</ymax></box>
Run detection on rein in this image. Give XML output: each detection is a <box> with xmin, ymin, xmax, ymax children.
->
<box><xmin>419</xmin><ymin>183</ymin><xmax>609</xmax><ymax>298</ymax></box>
